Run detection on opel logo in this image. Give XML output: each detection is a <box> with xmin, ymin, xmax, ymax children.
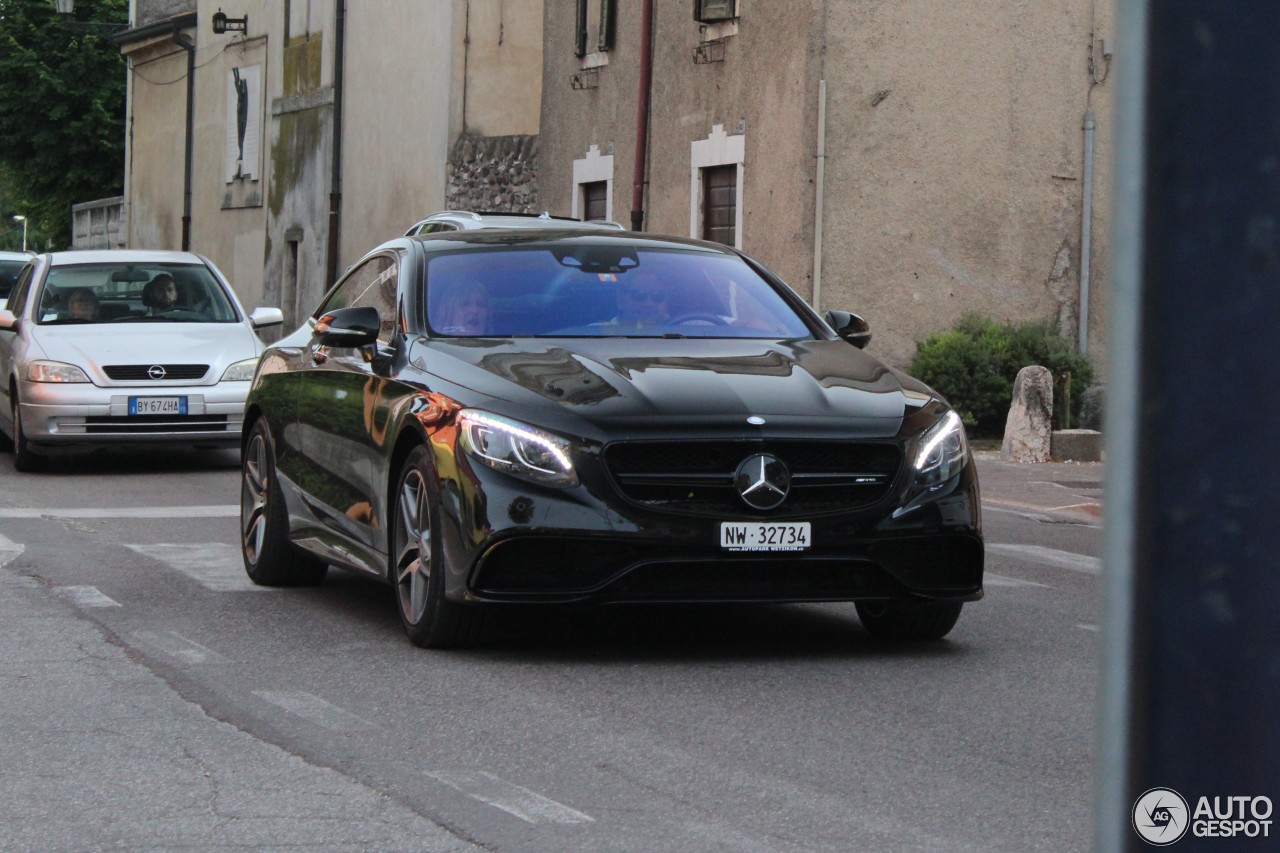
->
<box><xmin>147</xmin><ymin>365</ymin><xmax>167</xmax><ymax>380</ymax></box>
<box><xmin>734</xmin><ymin>453</ymin><xmax>791</xmax><ymax>510</ymax></box>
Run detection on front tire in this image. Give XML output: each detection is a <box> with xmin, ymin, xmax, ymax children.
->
<box><xmin>392</xmin><ymin>445</ymin><xmax>483</xmax><ymax>648</ymax></box>
<box><xmin>241</xmin><ymin>417</ymin><xmax>328</xmax><ymax>586</ymax></box>
<box><xmin>12</xmin><ymin>396</ymin><xmax>47</xmax><ymax>472</ymax></box>
<box><xmin>855</xmin><ymin>600</ymin><xmax>963</xmax><ymax>641</ymax></box>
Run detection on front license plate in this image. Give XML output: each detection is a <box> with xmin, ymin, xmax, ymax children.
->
<box><xmin>129</xmin><ymin>396</ymin><xmax>188</xmax><ymax>416</ymax></box>
<box><xmin>720</xmin><ymin>522</ymin><xmax>811</xmax><ymax>552</ymax></box>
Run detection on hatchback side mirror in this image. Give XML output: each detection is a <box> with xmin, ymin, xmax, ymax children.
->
<box><xmin>314</xmin><ymin>305</ymin><xmax>381</xmax><ymax>348</ymax></box>
<box><xmin>249</xmin><ymin>307</ymin><xmax>284</xmax><ymax>329</ymax></box>
<box><xmin>0</xmin><ymin>309</ymin><xmax>17</xmax><ymax>332</ymax></box>
<box><xmin>823</xmin><ymin>310</ymin><xmax>872</xmax><ymax>349</ymax></box>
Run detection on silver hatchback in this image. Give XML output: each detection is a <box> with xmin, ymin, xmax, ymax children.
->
<box><xmin>0</xmin><ymin>250</ymin><xmax>283</xmax><ymax>470</ymax></box>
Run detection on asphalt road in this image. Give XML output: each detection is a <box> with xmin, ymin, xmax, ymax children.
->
<box><xmin>0</xmin><ymin>447</ymin><xmax>1103</xmax><ymax>852</ymax></box>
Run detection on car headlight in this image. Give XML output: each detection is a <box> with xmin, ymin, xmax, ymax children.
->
<box><xmin>912</xmin><ymin>410</ymin><xmax>969</xmax><ymax>487</ymax></box>
<box><xmin>220</xmin><ymin>357</ymin><xmax>259</xmax><ymax>382</ymax></box>
<box><xmin>27</xmin><ymin>360</ymin><xmax>90</xmax><ymax>383</ymax></box>
<box><xmin>459</xmin><ymin>410</ymin><xmax>578</xmax><ymax>487</ymax></box>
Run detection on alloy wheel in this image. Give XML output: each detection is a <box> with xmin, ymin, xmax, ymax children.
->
<box><xmin>395</xmin><ymin>467</ymin><xmax>432</xmax><ymax>625</ymax></box>
<box><xmin>241</xmin><ymin>432</ymin><xmax>269</xmax><ymax>564</ymax></box>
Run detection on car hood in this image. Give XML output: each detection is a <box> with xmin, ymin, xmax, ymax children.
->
<box><xmin>33</xmin><ymin>323</ymin><xmax>260</xmax><ymax>372</ymax></box>
<box><xmin>422</xmin><ymin>338</ymin><xmax>931</xmax><ymax>439</ymax></box>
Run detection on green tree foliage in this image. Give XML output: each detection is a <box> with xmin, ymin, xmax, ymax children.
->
<box><xmin>910</xmin><ymin>314</ymin><xmax>1095</xmax><ymax>438</ymax></box>
<box><xmin>0</xmin><ymin>0</ymin><xmax>128</xmax><ymax>249</ymax></box>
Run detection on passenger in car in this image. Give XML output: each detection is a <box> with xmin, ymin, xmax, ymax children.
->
<box><xmin>66</xmin><ymin>287</ymin><xmax>99</xmax><ymax>321</ymax></box>
<box><xmin>435</xmin><ymin>279</ymin><xmax>490</xmax><ymax>335</ymax></box>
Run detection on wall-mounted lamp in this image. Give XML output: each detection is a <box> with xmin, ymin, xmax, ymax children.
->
<box><xmin>211</xmin><ymin>9</ymin><xmax>248</xmax><ymax>35</ymax></box>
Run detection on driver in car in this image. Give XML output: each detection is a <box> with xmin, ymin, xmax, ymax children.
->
<box><xmin>601</xmin><ymin>276</ymin><xmax>670</xmax><ymax>332</ymax></box>
<box><xmin>144</xmin><ymin>274</ymin><xmax>178</xmax><ymax>314</ymax></box>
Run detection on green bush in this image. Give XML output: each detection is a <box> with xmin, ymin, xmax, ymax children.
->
<box><xmin>909</xmin><ymin>314</ymin><xmax>1094</xmax><ymax>438</ymax></box>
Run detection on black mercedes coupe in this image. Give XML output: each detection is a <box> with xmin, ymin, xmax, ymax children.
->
<box><xmin>240</xmin><ymin>230</ymin><xmax>983</xmax><ymax>647</ymax></box>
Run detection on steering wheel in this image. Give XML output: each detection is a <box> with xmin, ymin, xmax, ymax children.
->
<box><xmin>668</xmin><ymin>312</ymin><xmax>729</xmax><ymax>326</ymax></box>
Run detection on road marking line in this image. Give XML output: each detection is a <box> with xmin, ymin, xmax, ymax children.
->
<box><xmin>983</xmin><ymin>499</ymin><xmax>1103</xmax><ymax>525</ymax></box>
<box><xmin>1077</xmin><ymin>623</ymin><xmax>1101</xmax><ymax>632</ymax></box>
<box><xmin>126</xmin><ymin>543</ymin><xmax>269</xmax><ymax>592</ymax></box>
<box><xmin>54</xmin><ymin>585</ymin><xmax>121</xmax><ymax>608</ymax></box>
<box><xmin>132</xmin><ymin>630</ymin><xmax>231</xmax><ymax>665</ymax></box>
<box><xmin>0</xmin><ymin>533</ymin><xmax>24</xmax><ymax>568</ymax></box>
<box><xmin>987</xmin><ymin>543</ymin><xmax>1101</xmax><ymax>574</ymax></box>
<box><xmin>0</xmin><ymin>505</ymin><xmax>238</xmax><ymax>519</ymax></box>
<box><xmin>253</xmin><ymin>690</ymin><xmax>377</xmax><ymax>731</ymax></box>
<box><xmin>984</xmin><ymin>572</ymin><xmax>1051</xmax><ymax>589</ymax></box>
<box><xmin>428</xmin><ymin>770</ymin><xmax>595</xmax><ymax>825</ymax></box>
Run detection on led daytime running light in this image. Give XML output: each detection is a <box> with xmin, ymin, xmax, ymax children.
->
<box><xmin>914</xmin><ymin>410</ymin><xmax>963</xmax><ymax>471</ymax></box>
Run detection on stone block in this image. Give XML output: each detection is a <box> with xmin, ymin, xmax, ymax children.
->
<box><xmin>1051</xmin><ymin>429</ymin><xmax>1103</xmax><ymax>462</ymax></box>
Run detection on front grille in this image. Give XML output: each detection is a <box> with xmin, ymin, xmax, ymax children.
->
<box><xmin>603</xmin><ymin>440</ymin><xmax>902</xmax><ymax>517</ymax></box>
<box><xmin>103</xmin><ymin>364</ymin><xmax>209</xmax><ymax>381</ymax></box>
<box><xmin>81</xmin><ymin>414</ymin><xmax>231</xmax><ymax>434</ymax></box>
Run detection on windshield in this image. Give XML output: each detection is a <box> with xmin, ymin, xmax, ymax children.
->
<box><xmin>35</xmin><ymin>262</ymin><xmax>240</xmax><ymax>325</ymax></box>
<box><xmin>425</xmin><ymin>245</ymin><xmax>813</xmax><ymax>338</ymax></box>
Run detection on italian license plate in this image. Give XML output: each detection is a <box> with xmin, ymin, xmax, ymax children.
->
<box><xmin>720</xmin><ymin>522</ymin><xmax>811</xmax><ymax>552</ymax></box>
<box><xmin>129</xmin><ymin>396</ymin><xmax>188</xmax><ymax>416</ymax></box>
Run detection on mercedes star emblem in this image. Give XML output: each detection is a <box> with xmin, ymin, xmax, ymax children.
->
<box><xmin>147</xmin><ymin>365</ymin><xmax>167</xmax><ymax>380</ymax></box>
<box><xmin>734</xmin><ymin>453</ymin><xmax>791</xmax><ymax>510</ymax></box>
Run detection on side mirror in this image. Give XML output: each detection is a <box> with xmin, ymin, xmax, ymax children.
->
<box><xmin>314</xmin><ymin>305</ymin><xmax>381</xmax><ymax>348</ymax></box>
<box><xmin>249</xmin><ymin>307</ymin><xmax>284</xmax><ymax>329</ymax></box>
<box><xmin>824</xmin><ymin>310</ymin><xmax>872</xmax><ymax>349</ymax></box>
<box><xmin>0</xmin><ymin>309</ymin><xmax>17</xmax><ymax>332</ymax></box>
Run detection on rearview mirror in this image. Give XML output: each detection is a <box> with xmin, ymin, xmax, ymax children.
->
<box><xmin>110</xmin><ymin>267</ymin><xmax>152</xmax><ymax>283</ymax></box>
<box><xmin>824</xmin><ymin>310</ymin><xmax>872</xmax><ymax>349</ymax></box>
<box><xmin>314</xmin><ymin>305</ymin><xmax>380</xmax><ymax>348</ymax></box>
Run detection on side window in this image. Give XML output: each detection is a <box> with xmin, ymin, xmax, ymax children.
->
<box><xmin>316</xmin><ymin>254</ymin><xmax>400</xmax><ymax>343</ymax></box>
<box><xmin>6</xmin><ymin>265</ymin><xmax>36</xmax><ymax>317</ymax></box>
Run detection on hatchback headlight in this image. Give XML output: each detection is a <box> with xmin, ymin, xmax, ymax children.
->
<box><xmin>220</xmin><ymin>357</ymin><xmax>259</xmax><ymax>382</ymax></box>
<box><xmin>459</xmin><ymin>410</ymin><xmax>578</xmax><ymax>487</ymax></box>
<box><xmin>912</xmin><ymin>410</ymin><xmax>969</xmax><ymax>487</ymax></box>
<box><xmin>27</xmin><ymin>360</ymin><xmax>90</xmax><ymax>383</ymax></box>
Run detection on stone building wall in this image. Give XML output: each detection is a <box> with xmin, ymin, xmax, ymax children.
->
<box><xmin>447</xmin><ymin>135</ymin><xmax>540</xmax><ymax>213</ymax></box>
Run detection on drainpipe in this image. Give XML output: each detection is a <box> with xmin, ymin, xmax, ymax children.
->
<box><xmin>629</xmin><ymin>0</ymin><xmax>654</xmax><ymax>231</ymax></box>
<box><xmin>325</xmin><ymin>0</ymin><xmax>347</xmax><ymax>287</ymax></box>
<box><xmin>172</xmin><ymin>27</ymin><xmax>195</xmax><ymax>251</ymax></box>
<box><xmin>812</xmin><ymin>80</ymin><xmax>827</xmax><ymax>311</ymax></box>
<box><xmin>1079</xmin><ymin>109</ymin><xmax>1096</xmax><ymax>353</ymax></box>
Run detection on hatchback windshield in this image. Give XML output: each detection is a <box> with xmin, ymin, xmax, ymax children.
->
<box><xmin>36</xmin><ymin>262</ymin><xmax>239</xmax><ymax>324</ymax></box>
<box><xmin>425</xmin><ymin>245</ymin><xmax>813</xmax><ymax>338</ymax></box>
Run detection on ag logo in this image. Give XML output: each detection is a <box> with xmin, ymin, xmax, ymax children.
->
<box><xmin>1133</xmin><ymin>788</ymin><xmax>1190</xmax><ymax>845</ymax></box>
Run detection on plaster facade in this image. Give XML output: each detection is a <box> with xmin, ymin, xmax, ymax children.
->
<box><xmin>538</xmin><ymin>0</ymin><xmax>1114</xmax><ymax>371</ymax></box>
<box><xmin>120</xmin><ymin>0</ymin><xmax>544</xmax><ymax>332</ymax></box>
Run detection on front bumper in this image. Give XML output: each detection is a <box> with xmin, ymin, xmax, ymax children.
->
<box><xmin>17</xmin><ymin>378</ymin><xmax>248</xmax><ymax>447</ymax></box>
<box><xmin>440</xmin><ymin>459</ymin><xmax>984</xmax><ymax>606</ymax></box>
